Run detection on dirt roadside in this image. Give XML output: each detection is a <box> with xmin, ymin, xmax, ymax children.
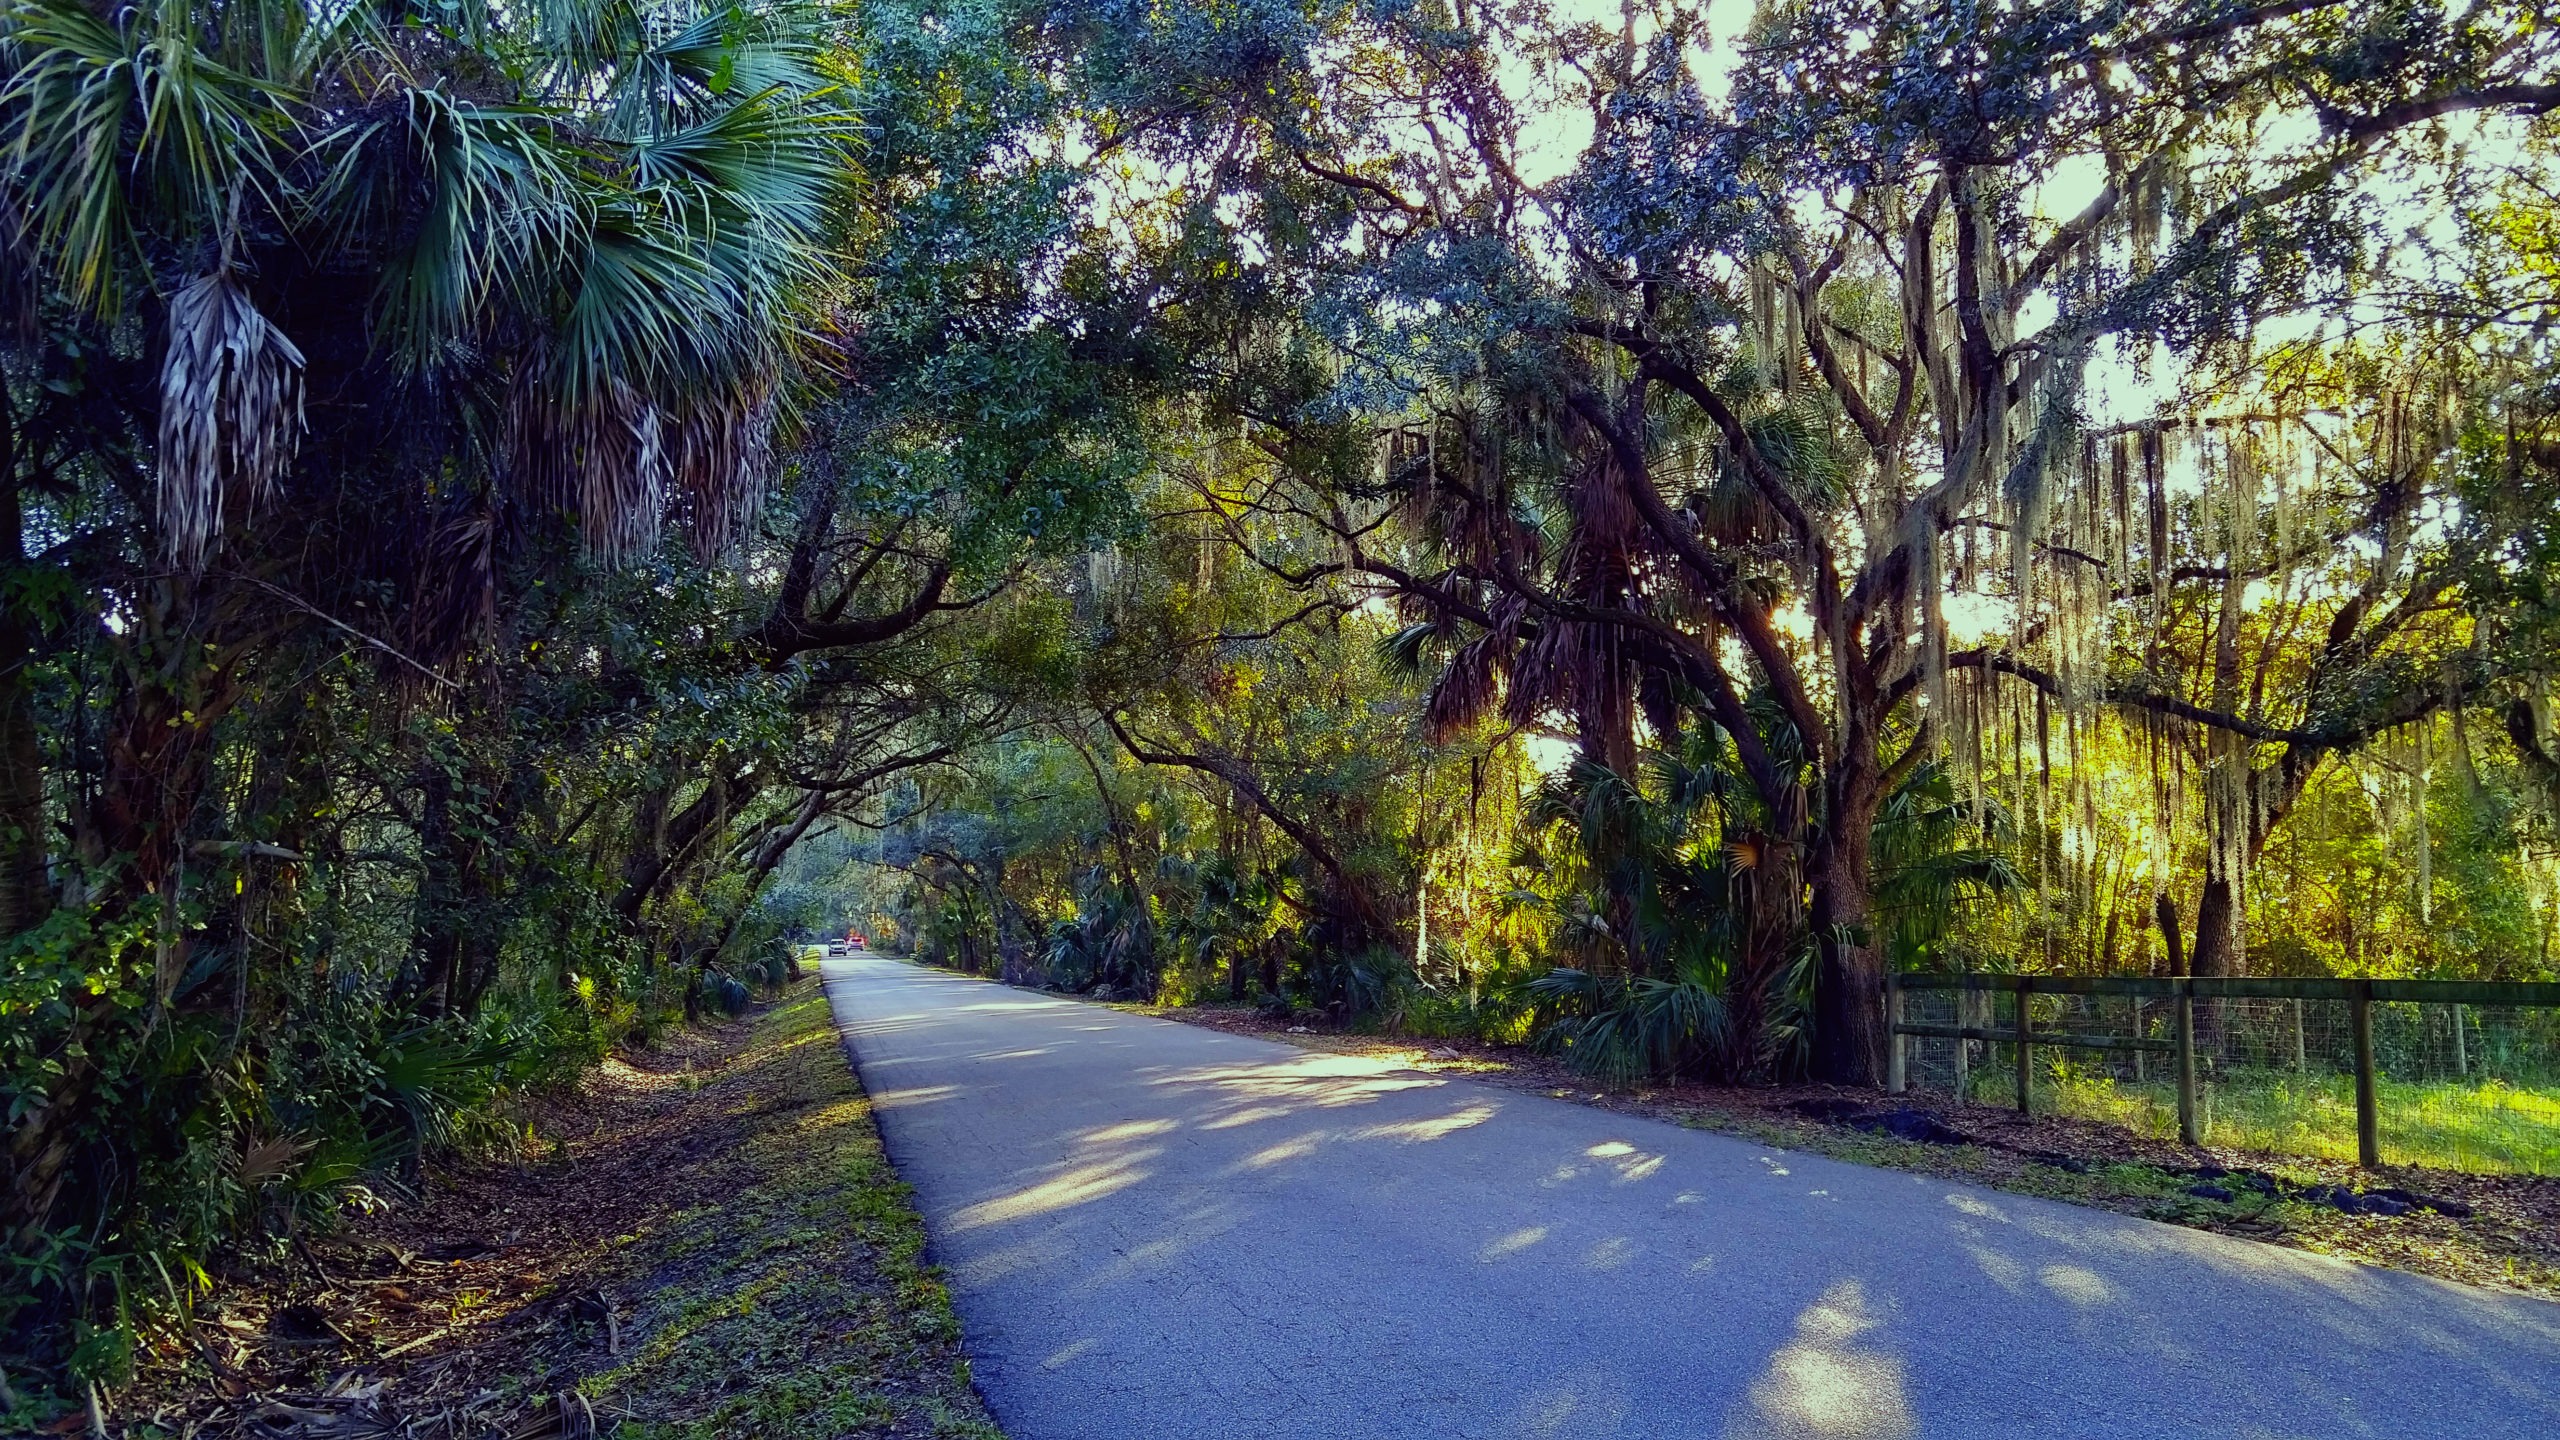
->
<box><xmin>107</xmin><ymin>978</ymin><xmax>999</xmax><ymax>1440</ymax></box>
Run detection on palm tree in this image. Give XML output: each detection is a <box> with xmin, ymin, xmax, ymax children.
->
<box><xmin>1522</xmin><ymin>726</ymin><xmax>2022</xmax><ymax>1086</ymax></box>
<box><xmin>1869</xmin><ymin>760</ymin><xmax>2024</xmax><ymax>973</ymax></box>
<box><xmin>6</xmin><ymin>0</ymin><xmax>845</xmax><ymax>567</ymax></box>
<box><xmin>1519</xmin><ymin>712</ymin><xmax>1806</xmax><ymax>1084</ymax></box>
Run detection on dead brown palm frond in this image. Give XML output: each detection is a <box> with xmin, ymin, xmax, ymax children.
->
<box><xmin>1564</xmin><ymin>458</ymin><xmax>1643</xmax><ymax>547</ymax></box>
<box><xmin>1506</xmin><ymin>622</ymin><xmax>1578</xmax><ymax>728</ymax></box>
<box><xmin>666</xmin><ymin>387</ymin><xmax>775</xmax><ymax>559</ymax></box>
<box><xmin>1424</xmin><ymin>634</ymin><xmax>1508</xmax><ymax>743</ymax></box>
<box><xmin>238</xmin><ymin>1131</ymin><xmax>313</xmax><ymax>1187</ymax></box>
<box><xmin>504</xmin><ymin>368</ymin><xmax>575</xmax><ymax>520</ymax></box>
<box><xmin>158</xmin><ymin>271</ymin><xmax>306</xmax><ymax>570</ymax></box>
<box><xmin>505</xmin><ymin>374</ymin><xmax>667</xmax><ymax>564</ymax></box>
<box><xmin>1510</xmin><ymin>608</ymin><xmax>1638</xmax><ymax>763</ymax></box>
<box><xmin>412</xmin><ymin>491</ymin><xmax>497</xmax><ymax>668</ymax></box>
<box><xmin>577</xmin><ymin>384</ymin><xmax>665</xmax><ymax>563</ymax></box>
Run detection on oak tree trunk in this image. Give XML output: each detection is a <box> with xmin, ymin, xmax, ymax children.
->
<box><xmin>1809</xmin><ymin>747</ymin><xmax>1887</xmax><ymax>1086</ymax></box>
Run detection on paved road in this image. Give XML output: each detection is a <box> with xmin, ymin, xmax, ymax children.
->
<box><xmin>821</xmin><ymin>955</ymin><xmax>2560</xmax><ymax>1439</ymax></box>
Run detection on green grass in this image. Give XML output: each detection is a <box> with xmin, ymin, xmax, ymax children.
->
<box><xmin>2013</xmin><ymin>1067</ymin><xmax>2560</xmax><ymax>1175</ymax></box>
<box><xmin>576</xmin><ymin>985</ymin><xmax>1002</xmax><ymax>1440</ymax></box>
<box><xmin>1664</xmin><ymin>1096</ymin><xmax>2560</xmax><ymax>1296</ymax></box>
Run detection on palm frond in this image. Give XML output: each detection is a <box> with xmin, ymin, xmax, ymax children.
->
<box><xmin>364</xmin><ymin>91</ymin><xmax>589</xmax><ymax>361</ymax></box>
<box><xmin>1374</xmin><ymin>622</ymin><xmax>1437</xmax><ymax>676</ymax></box>
<box><xmin>666</xmin><ymin>387</ymin><xmax>775</xmax><ymax>557</ymax></box>
<box><xmin>2</xmin><ymin>0</ymin><xmax>287</xmax><ymax>309</ymax></box>
<box><xmin>1423</xmin><ymin>635</ymin><xmax>1509</xmax><ymax>741</ymax></box>
<box><xmin>157</xmin><ymin>271</ymin><xmax>305</xmax><ymax>570</ymax></box>
<box><xmin>1527</xmin><ymin>965</ymin><xmax>1731</xmax><ymax>1087</ymax></box>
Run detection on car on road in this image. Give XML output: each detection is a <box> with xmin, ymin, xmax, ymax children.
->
<box><xmin>847</xmin><ymin>934</ymin><xmax>867</xmax><ymax>950</ymax></box>
<box><xmin>827</xmin><ymin>941</ymin><xmax>847</xmax><ymax>956</ymax></box>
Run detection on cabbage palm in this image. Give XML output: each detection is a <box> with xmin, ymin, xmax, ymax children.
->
<box><xmin>1043</xmin><ymin>868</ymin><xmax>1158</xmax><ymax>998</ymax></box>
<box><xmin>1521</xmin><ymin>720</ymin><xmax>1804</xmax><ymax>1082</ymax></box>
<box><xmin>1524</xmin><ymin>730</ymin><xmax>2017</xmax><ymax>1083</ymax></box>
<box><xmin>2</xmin><ymin>0</ymin><xmax>849</xmax><ymax>570</ymax></box>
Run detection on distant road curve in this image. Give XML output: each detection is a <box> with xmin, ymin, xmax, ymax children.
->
<box><xmin>822</xmin><ymin>954</ymin><xmax>2560</xmax><ymax>1440</ymax></box>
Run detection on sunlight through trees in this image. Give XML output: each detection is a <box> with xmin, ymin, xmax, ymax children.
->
<box><xmin>6</xmin><ymin>0</ymin><xmax>2559</xmax><ymax>1406</ymax></box>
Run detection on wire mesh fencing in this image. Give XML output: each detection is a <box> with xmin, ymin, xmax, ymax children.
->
<box><xmin>1887</xmin><ymin>976</ymin><xmax>2560</xmax><ymax>1175</ymax></box>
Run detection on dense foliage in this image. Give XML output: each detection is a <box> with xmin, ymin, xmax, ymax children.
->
<box><xmin>0</xmin><ymin>0</ymin><xmax>1209</xmax><ymax>1400</ymax></box>
<box><xmin>7</xmin><ymin>0</ymin><xmax>2559</xmax><ymax>1411</ymax></box>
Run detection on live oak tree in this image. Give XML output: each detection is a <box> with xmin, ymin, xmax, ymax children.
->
<box><xmin>1144</xmin><ymin>0</ymin><xmax>2560</xmax><ymax>1080</ymax></box>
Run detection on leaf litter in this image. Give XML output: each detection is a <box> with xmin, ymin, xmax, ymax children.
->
<box><xmin>116</xmin><ymin>980</ymin><xmax>999</xmax><ymax>1440</ymax></box>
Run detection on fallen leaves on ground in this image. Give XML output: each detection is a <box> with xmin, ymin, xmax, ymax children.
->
<box><xmin>117</xmin><ymin>980</ymin><xmax>999</xmax><ymax>1440</ymax></box>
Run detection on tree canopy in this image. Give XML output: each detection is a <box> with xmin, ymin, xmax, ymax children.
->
<box><xmin>6</xmin><ymin>0</ymin><xmax>2559</xmax><ymax>1398</ymax></box>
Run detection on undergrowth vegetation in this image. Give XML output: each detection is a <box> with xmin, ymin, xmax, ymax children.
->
<box><xmin>74</xmin><ymin>978</ymin><xmax>1000</xmax><ymax>1436</ymax></box>
<box><xmin>0</xmin><ymin>0</ymin><xmax>1177</xmax><ymax>1398</ymax></box>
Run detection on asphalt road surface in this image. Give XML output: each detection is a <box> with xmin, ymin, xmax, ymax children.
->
<box><xmin>820</xmin><ymin>954</ymin><xmax>2560</xmax><ymax>1439</ymax></box>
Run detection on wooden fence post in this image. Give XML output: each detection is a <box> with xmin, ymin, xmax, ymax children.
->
<box><xmin>1886</xmin><ymin>974</ymin><xmax>1906</xmax><ymax>1095</ymax></box>
<box><xmin>2352</xmin><ymin>979</ymin><xmax>2380</xmax><ymax>1169</ymax></box>
<box><xmin>2013</xmin><ymin>975</ymin><xmax>2033</xmax><ymax>1116</ymax></box>
<box><xmin>1953</xmin><ymin>982</ymin><xmax>1972</xmax><ymax>1102</ymax></box>
<box><xmin>2452</xmin><ymin>1002</ymin><xmax>2467</xmax><ymax>1078</ymax></box>
<box><xmin>2175</xmin><ymin>980</ymin><xmax>2198</xmax><ymax>1146</ymax></box>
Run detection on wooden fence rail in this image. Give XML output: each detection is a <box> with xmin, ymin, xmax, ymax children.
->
<box><xmin>1881</xmin><ymin>973</ymin><xmax>2560</xmax><ymax>1167</ymax></box>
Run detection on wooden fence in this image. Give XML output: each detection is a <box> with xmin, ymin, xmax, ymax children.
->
<box><xmin>1882</xmin><ymin>973</ymin><xmax>2560</xmax><ymax>1168</ymax></box>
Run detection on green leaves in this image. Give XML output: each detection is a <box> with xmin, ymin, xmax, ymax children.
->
<box><xmin>1528</xmin><ymin>963</ymin><xmax>1732</xmax><ymax>1090</ymax></box>
<box><xmin>363</xmin><ymin>90</ymin><xmax>586</xmax><ymax>363</ymax></box>
<box><xmin>5</xmin><ymin>0</ymin><xmax>863</xmax><ymax>566</ymax></box>
<box><xmin>1</xmin><ymin>0</ymin><xmax>290</xmax><ymax>310</ymax></box>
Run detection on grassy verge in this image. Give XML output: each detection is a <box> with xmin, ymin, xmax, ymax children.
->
<box><xmin>1653</xmin><ymin>1099</ymin><xmax>2560</xmax><ymax>1297</ymax></box>
<box><xmin>114</xmin><ymin>978</ymin><xmax>1000</xmax><ymax>1439</ymax></box>
<box><xmin>2018</xmin><ymin>1068</ymin><xmax>2560</xmax><ymax>1175</ymax></box>
<box><xmin>570</xmin><ymin>984</ymin><xmax>997</xmax><ymax>1440</ymax></box>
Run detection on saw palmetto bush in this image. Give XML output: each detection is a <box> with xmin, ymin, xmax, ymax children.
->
<box><xmin>1516</xmin><ymin>716</ymin><xmax>1806</xmax><ymax>1084</ymax></box>
<box><xmin>1519</xmin><ymin>724</ymin><xmax>2018</xmax><ymax>1086</ymax></box>
<box><xmin>1043</xmin><ymin>870</ymin><xmax>1160</xmax><ymax>998</ymax></box>
<box><xmin>1160</xmin><ymin>852</ymin><xmax>1283</xmax><ymax>1001</ymax></box>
